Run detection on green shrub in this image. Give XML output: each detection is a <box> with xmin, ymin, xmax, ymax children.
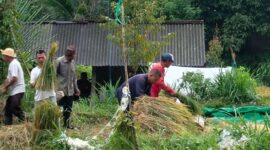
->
<box><xmin>214</xmin><ymin>67</ymin><xmax>257</xmax><ymax>103</ymax></box>
<box><xmin>206</xmin><ymin>34</ymin><xmax>224</xmax><ymax>66</ymax></box>
<box><xmin>98</xmin><ymin>80</ymin><xmax>120</xmax><ymax>102</ymax></box>
<box><xmin>177</xmin><ymin>67</ymin><xmax>258</xmax><ymax>104</ymax></box>
<box><xmin>76</xmin><ymin>65</ymin><xmax>92</xmax><ymax>79</ymax></box>
<box><xmin>178</xmin><ymin>72</ymin><xmax>213</xmax><ymax>100</ymax></box>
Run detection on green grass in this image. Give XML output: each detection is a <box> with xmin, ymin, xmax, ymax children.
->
<box><xmin>137</xmin><ymin>131</ymin><xmax>220</xmax><ymax>150</ymax></box>
<box><xmin>72</xmin><ymin>96</ymin><xmax>118</xmax><ymax>125</ymax></box>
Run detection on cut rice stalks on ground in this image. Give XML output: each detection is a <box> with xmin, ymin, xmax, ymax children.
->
<box><xmin>133</xmin><ymin>96</ymin><xmax>199</xmax><ymax>135</ymax></box>
<box><xmin>256</xmin><ymin>86</ymin><xmax>270</xmax><ymax>97</ymax></box>
<box><xmin>175</xmin><ymin>92</ymin><xmax>202</xmax><ymax>114</ymax></box>
<box><xmin>162</xmin><ymin>92</ymin><xmax>202</xmax><ymax>114</ymax></box>
<box><xmin>0</xmin><ymin>99</ymin><xmax>5</xmax><ymax>122</ymax></box>
<box><xmin>0</xmin><ymin>123</ymin><xmax>32</xmax><ymax>150</ymax></box>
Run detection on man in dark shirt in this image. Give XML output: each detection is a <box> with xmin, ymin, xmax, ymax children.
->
<box><xmin>116</xmin><ymin>69</ymin><xmax>161</xmax><ymax>103</ymax></box>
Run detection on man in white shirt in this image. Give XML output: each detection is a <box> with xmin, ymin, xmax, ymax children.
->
<box><xmin>30</xmin><ymin>50</ymin><xmax>56</xmax><ymax>106</ymax></box>
<box><xmin>0</xmin><ymin>48</ymin><xmax>25</xmax><ymax>125</ymax></box>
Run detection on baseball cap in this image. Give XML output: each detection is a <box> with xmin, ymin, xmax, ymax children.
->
<box><xmin>161</xmin><ymin>53</ymin><xmax>174</xmax><ymax>62</ymax></box>
<box><xmin>1</xmin><ymin>48</ymin><xmax>17</xmax><ymax>57</ymax></box>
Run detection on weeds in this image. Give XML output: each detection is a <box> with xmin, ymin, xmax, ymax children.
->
<box><xmin>72</xmin><ymin>96</ymin><xmax>118</xmax><ymax>126</ymax></box>
<box><xmin>22</xmin><ymin>84</ymin><xmax>35</xmax><ymax>113</ymax></box>
<box><xmin>254</xmin><ymin>60</ymin><xmax>270</xmax><ymax>86</ymax></box>
<box><xmin>97</xmin><ymin>80</ymin><xmax>120</xmax><ymax>102</ymax></box>
<box><xmin>177</xmin><ymin>67</ymin><xmax>258</xmax><ymax>104</ymax></box>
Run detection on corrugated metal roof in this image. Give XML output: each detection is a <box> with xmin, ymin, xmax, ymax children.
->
<box><xmin>22</xmin><ymin>21</ymin><xmax>205</xmax><ymax>66</ymax></box>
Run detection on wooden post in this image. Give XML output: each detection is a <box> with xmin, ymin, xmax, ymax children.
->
<box><xmin>91</xmin><ymin>67</ymin><xmax>96</xmax><ymax>97</ymax></box>
<box><xmin>121</xmin><ymin>2</ymin><xmax>131</xmax><ymax>110</ymax></box>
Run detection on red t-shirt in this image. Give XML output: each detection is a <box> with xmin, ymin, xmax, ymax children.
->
<box><xmin>150</xmin><ymin>63</ymin><xmax>176</xmax><ymax>97</ymax></box>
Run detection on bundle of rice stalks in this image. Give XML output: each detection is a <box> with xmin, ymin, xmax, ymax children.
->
<box><xmin>104</xmin><ymin>111</ymin><xmax>138</xmax><ymax>150</ymax></box>
<box><xmin>0</xmin><ymin>123</ymin><xmax>32</xmax><ymax>150</ymax></box>
<box><xmin>256</xmin><ymin>86</ymin><xmax>270</xmax><ymax>97</ymax></box>
<box><xmin>32</xmin><ymin>101</ymin><xmax>62</xmax><ymax>146</ymax></box>
<box><xmin>133</xmin><ymin>96</ymin><xmax>198</xmax><ymax>134</ymax></box>
<box><xmin>33</xmin><ymin>100</ymin><xmax>61</xmax><ymax>130</ymax></box>
<box><xmin>35</xmin><ymin>42</ymin><xmax>58</xmax><ymax>91</ymax></box>
<box><xmin>175</xmin><ymin>92</ymin><xmax>202</xmax><ymax>114</ymax></box>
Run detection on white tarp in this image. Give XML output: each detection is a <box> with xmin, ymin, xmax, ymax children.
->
<box><xmin>164</xmin><ymin>66</ymin><xmax>232</xmax><ymax>93</ymax></box>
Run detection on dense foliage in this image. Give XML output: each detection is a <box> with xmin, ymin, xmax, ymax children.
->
<box><xmin>194</xmin><ymin>0</ymin><xmax>270</xmax><ymax>52</ymax></box>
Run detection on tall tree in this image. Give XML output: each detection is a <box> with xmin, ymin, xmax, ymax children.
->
<box><xmin>35</xmin><ymin>0</ymin><xmax>113</xmax><ymax>21</ymax></box>
<box><xmin>0</xmin><ymin>0</ymin><xmax>20</xmax><ymax>82</ymax></box>
<box><xmin>194</xmin><ymin>0</ymin><xmax>270</xmax><ymax>52</ymax></box>
<box><xmin>106</xmin><ymin>0</ymin><xmax>174</xmax><ymax>68</ymax></box>
<box><xmin>156</xmin><ymin>0</ymin><xmax>201</xmax><ymax>20</ymax></box>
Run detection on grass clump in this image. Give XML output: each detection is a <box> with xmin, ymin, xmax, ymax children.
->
<box><xmin>133</xmin><ymin>96</ymin><xmax>198</xmax><ymax>135</ymax></box>
<box><xmin>254</xmin><ymin>60</ymin><xmax>270</xmax><ymax>86</ymax></box>
<box><xmin>31</xmin><ymin>101</ymin><xmax>64</xmax><ymax>149</ymax></box>
<box><xmin>104</xmin><ymin>112</ymin><xmax>138</xmax><ymax>150</ymax></box>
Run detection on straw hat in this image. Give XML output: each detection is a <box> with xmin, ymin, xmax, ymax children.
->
<box><xmin>1</xmin><ymin>48</ymin><xmax>17</xmax><ymax>57</ymax></box>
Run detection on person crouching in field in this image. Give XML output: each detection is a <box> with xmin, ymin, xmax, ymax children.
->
<box><xmin>116</xmin><ymin>69</ymin><xmax>161</xmax><ymax>107</ymax></box>
<box><xmin>30</xmin><ymin>50</ymin><xmax>56</xmax><ymax>106</ymax></box>
<box><xmin>150</xmin><ymin>53</ymin><xmax>176</xmax><ymax>97</ymax></box>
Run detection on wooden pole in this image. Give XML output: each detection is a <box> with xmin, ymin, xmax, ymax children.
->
<box><xmin>121</xmin><ymin>2</ymin><xmax>131</xmax><ymax>110</ymax></box>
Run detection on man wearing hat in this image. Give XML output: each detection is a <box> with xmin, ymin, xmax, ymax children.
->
<box><xmin>150</xmin><ymin>53</ymin><xmax>176</xmax><ymax>97</ymax></box>
<box><xmin>0</xmin><ymin>48</ymin><xmax>25</xmax><ymax>125</ymax></box>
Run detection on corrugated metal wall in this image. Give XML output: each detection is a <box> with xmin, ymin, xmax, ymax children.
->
<box><xmin>23</xmin><ymin>21</ymin><xmax>205</xmax><ymax>66</ymax></box>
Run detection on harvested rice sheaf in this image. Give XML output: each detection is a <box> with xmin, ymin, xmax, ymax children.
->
<box><xmin>256</xmin><ymin>86</ymin><xmax>270</xmax><ymax>97</ymax></box>
<box><xmin>133</xmin><ymin>96</ymin><xmax>198</xmax><ymax>134</ymax></box>
<box><xmin>35</xmin><ymin>42</ymin><xmax>58</xmax><ymax>91</ymax></box>
<box><xmin>0</xmin><ymin>124</ymin><xmax>32</xmax><ymax>150</ymax></box>
<box><xmin>33</xmin><ymin>100</ymin><xmax>61</xmax><ymax>130</ymax></box>
<box><xmin>32</xmin><ymin>101</ymin><xmax>62</xmax><ymax>147</ymax></box>
<box><xmin>104</xmin><ymin>112</ymin><xmax>138</xmax><ymax>150</ymax></box>
<box><xmin>175</xmin><ymin>92</ymin><xmax>202</xmax><ymax>114</ymax></box>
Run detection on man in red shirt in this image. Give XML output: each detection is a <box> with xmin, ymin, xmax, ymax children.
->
<box><xmin>150</xmin><ymin>53</ymin><xmax>176</xmax><ymax>97</ymax></box>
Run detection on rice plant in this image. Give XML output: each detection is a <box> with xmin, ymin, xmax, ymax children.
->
<box><xmin>32</xmin><ymin>101</ymin><xmax>62</xmax><ymax>148</ymax></box>
<box><xmin>104</xmin><ymin>112</ymin><xmax>138</xmax><ymax>150</ymax></box>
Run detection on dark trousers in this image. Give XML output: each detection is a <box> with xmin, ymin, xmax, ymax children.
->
<box><xmin>57</xmin><ymin>96</ymin><xmax>73</xmax><ymax>127</ymax></box>
<box><xmin>4</xmin><ymin>93</ymin><xmax>25</xmax><ymax>125</ymax></box>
